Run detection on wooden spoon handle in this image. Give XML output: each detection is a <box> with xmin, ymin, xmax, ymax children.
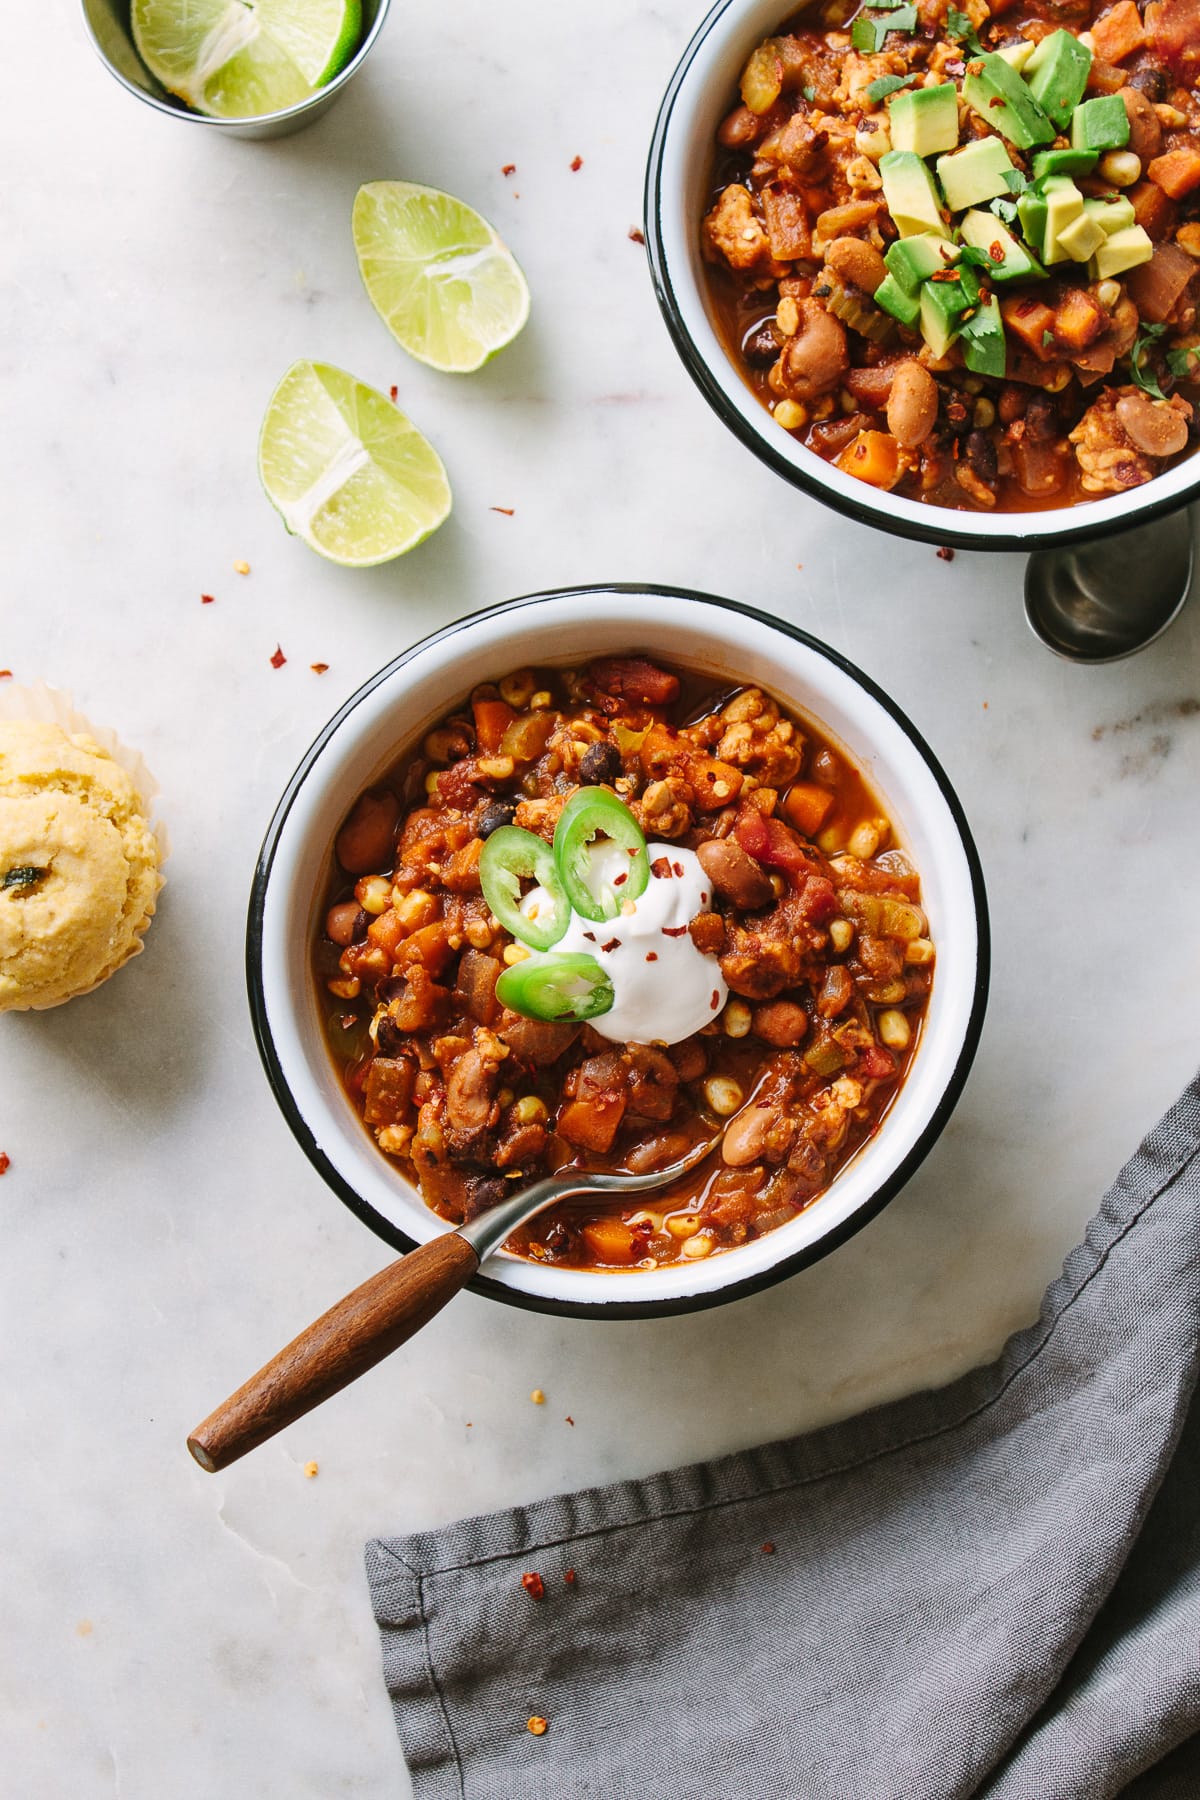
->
<box><xmin>187</xmin><ymin>1233</ymin><xmax>480</xmax><ymax>1473</ymax></box>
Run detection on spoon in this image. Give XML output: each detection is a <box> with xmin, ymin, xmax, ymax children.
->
<box><xmin>187</xmin><ymin>1142</ymin><xmax>716</xmax><ymax>1473</ymax></box>
<box><xmin>1024</xmin><ymin>507</ymin><xmax>1194</xmax><ymax>663</ymax></box>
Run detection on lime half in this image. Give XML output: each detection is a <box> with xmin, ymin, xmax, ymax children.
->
<box><xmin>258</xmin><ymin>362</ymin><xmax>451</xmax><ymax>567</ymax></box>
<box><xmin>131</xmin><ymin>0</ymin><xmax>362</xmax><ymax>119</ymax></box>
<box><xmin>352</xmin><ymin>181</ymin><xmax>531</xmax><ymax>374</ymax></box>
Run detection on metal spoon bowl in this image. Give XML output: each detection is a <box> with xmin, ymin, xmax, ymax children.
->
<box><xmin>1025</xmin><ymin>508</ymin><xmax>1195</xmax><ymax>663</ymax></box>
<box><xmin>187</xmin><ymin>1142</ymin><xmax>717</xmax><ymax>1473</ymax></box>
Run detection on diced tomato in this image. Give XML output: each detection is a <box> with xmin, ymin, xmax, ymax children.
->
<box><xmin>859</xmin><ymin>1042</ymin><xmax>897</xmax><ymax>1081</ymax></box>
<box><xmin>796</xmin><ymin>874</ymin><xmax>838</xmax><ymax>927</ymax></box>
<box><xmin>734</xmin><ymin>805</ymin><xmax>807</xmax><ymax>871</ymax></box>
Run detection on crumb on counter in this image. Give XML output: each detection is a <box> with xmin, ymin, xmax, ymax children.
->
<box><xmin>311</xmin><ymin>663</ymin><xmax>330</xmax><ymax>675</ymax></box>
<box><xmin>527</xmin><ymin>1716</ymin><xmax>548</xmax><ymax>1736</ymax></box>
<box><xmin>521</xmin><ymin>1572</ymin><xmax>545</xmax><ymax>1600</ymax></box>
<box><xmin>233</xmin><ymin>560</ymin><xmax>250</xmax><ymax>576</ymax></box>
<box><xmin>628</xmin><ymin>227</ymin><xmax>645</xmax><ymax>245</ymax></box>
<box><xmin>304</xmin><ymin>1460</ymin><xmax>319</xmax><ymax>1479</ymax></box>
<box><xmin>937</xmin><ymin>547</ymin><xmax>955</xmax><ymax>563</ymax></box>
<box><xmin>270</xmin><ymin>646</ymin><xmax>287</xmax><ymax>669</ymax></box>
<box><xmin>0</xmin><ymin>1153</ymin><xmax>9</xmax><ymax>1176</ymax></box>
<box><xmin>761</xmin><ymin>1541</ymin><xmax>776</xmax><ymax>1555</ymax></box>
<box><xmin>502</xmin><ymin>164</ymin><xmax>516</xmax><ymax>177</ymax></box>
<box><xmin>570</xmin><ymin>156</ymin><xmax>583</xmax><ymax>172</ymax></box>
<box><xmin>0</xmin><ymin>671</ymin><xmax>13</xmax><ymax>679</ymax></box>
<box><xmin>564</xmin><ymin>1415</ymin><xmax>575</xmax><ymax>1427</ymax></box>
<box><xmin>201</xmin><ymin>594</ymin><xmax>215</xmax><ymax>605</ymax></box>
<box><xmin>76</xmin><ymin>1620</ymin><xmax>93</xmax><ymax>1637</ymax></box>
<box><xmin>530</xmin><ymin>1388</ymin><xmax>545</xmax><ymax>1405</ymax></box>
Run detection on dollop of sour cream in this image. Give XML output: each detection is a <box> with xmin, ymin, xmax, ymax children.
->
<box><xmin>519</xmin><ymin>842</ymin><xmax>727</xmax><ymax>1046</ymax></box>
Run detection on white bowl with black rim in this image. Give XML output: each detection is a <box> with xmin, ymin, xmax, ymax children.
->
<box><xmin>642</xmin><ymin>0</ymin><xmax>1200</xmax><ymax>572</ymax></box>
<box><xmin>247</xmin><ymin>584</ymin><xmax>989</xmax><ymax>1319</ymax></box>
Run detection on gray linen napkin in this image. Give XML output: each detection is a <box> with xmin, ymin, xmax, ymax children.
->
<box><xmin>366</xmin><ymin>1076</ymin><xmax>1200</xmax><ymax>1799</ymax></box>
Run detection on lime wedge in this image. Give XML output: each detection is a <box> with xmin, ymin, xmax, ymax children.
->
<box><xmin>258</xmin><ymin>362</ymin><xmax>451</xmax><ymax>567</ymax></box>
<box><xmin>352</xmin><ymin>181</ymin><xmax>531</xmax><ymax>373</ymax></box>
<box><xmin>131</xmin><ymin>0</ymin><xmax>362</xmax><ymax>119</ymax></box>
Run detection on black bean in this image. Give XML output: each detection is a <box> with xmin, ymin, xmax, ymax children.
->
<box><xmin>352</xmin><ymin>907</ymin><xmax>371</xmax><ymax>943</ymax></box>
<box><xmin>376</xmin><ymin>1013</ymin><xmax>406</xmax><ymax>1056</ymax></box>
<box><xmin>578</xmin><ymin>741</ymin><xmax>622</xmax><ymax>785</ymax></box>
<box><xmin>742</xmin><ymin>322</ymin><xmax>781</xmax><ymax>367</ymax></box>
<box><xmin>478</xmin><ymin>798</ymin><xmax>518</xmax><ymax>837</ymax></box>
<box><xmin>1127</xmin><ymin>66</ymin><xmax>1167</xmax><ymax>102</ymax></box>
<box><xmin>1024</xmin><ymin>394</ymin><xmax>1058</xmax><ymax>444</ymax></box>
<box><xmin>965</xmin><ymin>429</ymin><xmax>998</xmax><ymax>485</ymax></box>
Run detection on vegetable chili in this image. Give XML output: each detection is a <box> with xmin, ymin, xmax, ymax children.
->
<box><xmin>702</xmin><ymin>0</ymin><xmax>1200</xmax><ymax>511</ymax></box>
<box><xmin>315</xmin><ymin>657</ymin><xmax>935</xmax><ymax>1271</ymax></box>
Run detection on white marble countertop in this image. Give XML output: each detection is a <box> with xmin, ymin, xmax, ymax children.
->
<box><xmin>4</xmin><ymin>4</ymin><xmax>1199</xmax><ymax>1794</ymax></box>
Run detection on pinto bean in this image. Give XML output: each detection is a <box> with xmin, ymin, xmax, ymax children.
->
<box><xmin>445</xmin><ymin>1048</ymin><xmax>497</xmax><ymax>1132</ymax></box>
<box><xmin>823</xmin><ymin>235</ymin><xmax>887</xmax><ymax>295</ymax></box>
<box><xmin>1116</xmin><ymin>393</ymin><xmax>1191</xmax><ymax>458</ymax></box>
<box><xmin>1120</xmin><ymin>86</ymin><xmax>1164</xmax><ymax>163</ymax></box>
<box><xmin>721</xmin><ymin>1103</ymin><xmax>793</xmax><ymax>1167</ymax></box>
<box><xmin>325</xmin><ymin>900</ymin><xmax>365</xmax><ymax>946</ymax></box>
<box><xmin>885</xmin><ymin>360</ymin><xmax>939</xmax><ymax>449</ymax></box>
<box><xmin>336</xmin><ymin>789</ymin><xmax>401</xmax><ymax>874</ymax></box>
<box><xmin>696</xmin><ymin>838</ymin><xmax>774</xmax><ymax>910</ymax></box>
<box><xmin>752</xmin><ymin>1000</ymin><xmax>809</xmax><ymax>1047</ymax></box>
<box><xmin>718</xmin><ymin>103</ymin><xmax>763</xmax><ymax>149</ymax></box>
<box><xmin>779</xmin><ymin>300</ymin><xmax>848</xmax><ymax>401</ymax></box>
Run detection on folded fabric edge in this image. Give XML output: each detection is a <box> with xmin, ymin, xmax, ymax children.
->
<box><xmin>363</xmin><ymin>1542</ymin><xmax>464</xmax><ymax>1793</ymax></box>
<box><xmin>368</xmin><ymin>1070</ymin><xmax>1200</xmax><ymax>1584</ymax></box>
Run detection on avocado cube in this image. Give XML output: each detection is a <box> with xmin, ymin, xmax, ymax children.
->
<box><xmin>961</xmin><ymin>296</ymin><xmax>1007</xmax><ymax>377</ymax></box>
<box><xmin>959</xmin><ymin>209</ymin><xmax>1046</xmax><ymax>280</ymax></box>
<box><xmin>1071</xmin><ymin>94</ymin><xmax>1130</xmax><ymax>153</ymax></box>
<box><xmin>937</xmin><ymin>138</ymin><xmax>1016</xmax><ymax>211</ymax></box>
<box><xmin>879</xmin><ymin>151</ymin><xmax>949</xmax><ymax>239</ymax></box>
<box><xmin>873</xmin><ymin>273</ymin><xmax>921</xmax><ymax>325</ymax></box>
<box><xmin>1089</xmin><ymin>223</ymin><xmax>1153</xmax><ymax>279</ymax></box>
<box><xmin>884</xmin><ymin>233</ymin><xmax>959</xmax><ymax>295</ymax></box>
<box><xmin>1042</xmin><ymin>175</ymin><xmax>1085</xmax><ymax>262</ymax></box>
<box><xmin>1082</xmin><ymin>195</ymin><xmax>1136</xmax><ymax>236</ymax></box>
<box><xmin>996</xmin><ymin>41</ymin><xmax>1036</xmax><ymax>73</ymax></box>
<box><xmin>1031</xmin><ymin>147</ymin><xmax>1099</xmax><ymax>179</ymax></box>
<box><xmin>889</xmin><ymin>83</ymin><xmax>959</xmax><ymax>157</ymax></box>
<box><xmin>1055</xmin><ymin>210</ymin><xmax>1107</xmax><ymax>263</ymax></box>
<box><xmin>963</xmin><ymin>52</ymin><xmax>1056</xmax><ymax>149</ymax></box>
<box><xmin>919</xmin><ymin>275</ymin><xmax>973</xmax><ymax>358</ymax></box>
<box><xmin>1016</xmin><ymin>189</ymin><xmax>1049</xmax><ymax>258</ymax></box>
<box><xmin>1023</xmin><ymin>30</ymin><xmax>1092</xmax><ymax>133</ymax></box>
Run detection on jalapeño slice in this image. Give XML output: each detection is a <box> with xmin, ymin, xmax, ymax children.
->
<box><xmin>479</xmin><ymin>826</ymin><xmax>568</xmax><ymax>951</ymax></box>
<box><xmin>552</xmin><ymin>789</ymin><xmax>649</xmax><ymax>924</ymax></box>
<box><xmin>495</xmin><ymin>952</ymin><xmax>615</xmax><ymax>1022</ymax></box>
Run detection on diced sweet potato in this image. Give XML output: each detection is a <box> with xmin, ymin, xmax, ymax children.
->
<box><xmin>1090</xmin><ymin>1</ymin><xmax>1145</xmax><ymax>62</ymax></box>
<box><xmin>761</xmin><ymin>184</ymin><xmax>811</xmax><ymax>261</ymax></box>
<box><xmin>396</xmin><ymin>922</ymin><xmax>455</xmax><ymax>978</ymax></box>
<box><xmin>579</xmin><ymin>1217</ymin><xmax>638</xmax><ymax>1265</ymax></box>
<box><xmin>782</xmin><ymin>782</ymin><xmax>835</xmax><ymax>837</ymax></box>
<box><xmin>472</xmin><ymin>698</ymin><xmax>515</xmax><ymax>754</ymax></box>
<box><xmin>1085</xmin><ymin>56</ymin><xmax>1127</xmax><ymax>93</ymax></box>
<box><xmin>1129</xmin><ymin>180</ymin><xmax>1177</xmax><ymax>242</ymax></box>
<box><xmin>588</xmin><ymin>657</ymin><xmax>680</xmax><ymax>707</ymax></box>
<box><xmin>1148</xmin><ymin>149</ymin><xmax>1200</xmax><ymax>201</ymax></box>
<box><xmin>367</xmin><ymin>908</ymin><xmax>409</xmax><ymax>960</ymax></box>
<box><xmin>363</xmin><ymin>1058</ymin><xmax>415</xmax><ymax>1127</ymax></box>
<box><xmin>1001</xmin><ymin>295</ymin><xmax>1057</xmax><ymax>359</ymax></box>
<box><xmin>834</xmin><ymin>429</ymin><xmax>904</xmax><ymax>491</ymax></box>
<box><xmin>1052</xmin><ymin>288</ymin><xmax>1108</xmax><ymax>353</ymax></box>
<box><xmin>441</xmin><ymin>838</ymin><xmax>483</xmax><ymax>893</ymax></box>
<box><xmin>557</xmin><ymin>1095</ymin><xmax>626</xmax><ymax>1153</ymax></box>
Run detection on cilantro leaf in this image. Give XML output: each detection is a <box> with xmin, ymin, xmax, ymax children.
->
<box><xmin>1167</xmin><ymin>346</ymin><xmax>1199</xmax><ymax>380</ymax></box>
<box><xmin>946</xmin><ymin>6</ymin><xmax>984</xmax><ymax>54</ymax></box>
<box><xmin>1131</xmin><ymin>321</ymin><xmax>1169</xmax><ymax>400</ymax></box>
<box><xmin>1041</xmin><ymin>329</ymin><xmax>1055</xmax><ymax>347</ymax></box>
<box><xmin>865</xmin><ymin>72</ymin><xmax>918</xmax><ymax>103</ymax></box>
<box><xmin>989</xmin><ymin>196</ymin><xmax>1019</xmax><ymax>224</ymax></box>
<box><xmin>1002</xmin><ymin>168</ymin><xmax>1028</xmax><ymax>194</ymax></box>
<box><xmin>851</xmin><ymin>16</ymin><xmax>885</xmax><ymax>52</ymax></box>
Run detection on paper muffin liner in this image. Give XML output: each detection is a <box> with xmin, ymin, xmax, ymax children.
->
<box><xmin>0</xmin><ymin>682</ymin><xmax>167</xmax><ymax>1008</ymax></box>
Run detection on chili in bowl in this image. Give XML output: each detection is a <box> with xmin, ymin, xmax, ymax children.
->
<box><xmin>645</xmin><ymin>0</ymin><xmax>1200</xmax><ymax>549</ymax></box>
<box><xmin>249</xmin><ymin>586</ymin><xmax>989</xmax><ymax>1318</ymax></box>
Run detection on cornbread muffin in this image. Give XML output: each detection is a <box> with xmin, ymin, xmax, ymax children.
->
<box><xmin>0</xmin><ymin>720</ymin><xmax>163</xmax><ymax>1011</ymax></box>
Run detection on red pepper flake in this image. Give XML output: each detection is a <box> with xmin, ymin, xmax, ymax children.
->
<box><xmin>582</xmin><ymin>930</ymin><xmax>596</xmax><ymax>943</ymax></box>
<box><xmin>645</xmin><ymin>951</ymin><xmax>658</xmax><ymax>963</ymax></box>
<box><xmin>502</xmin><ymin>163</ymin><xmax>516</xmax><ymax>176</ymax></box>
<box><xmin>521</xmin><ymin>1572</ymin><xmax>545</xmax><ymax>1600</ymax></box>
<box><xmin>711</xmin><ymin>989</ymin><xmax>721</xmax><ymax>1009</ymax></box>
<box><xmin>700</xmin><ymin>891</ymin><xmax>709</xmax><ymax>904</ymax></box>
<box><xmin>661</xmin><ymin>925</ymin><xmax>687</xmax><ymax>938</ymax></box>
<box><xmin>570</xmin><ymin>155</ymin><xmax>583</xmax><ymax>172</ymax></box>
<box><xmin>613</xmin><ymin>871</ymin><xmax>627</xmax><ymax>887</ymax></box>
<box><xmin>564</xmin><ymin>1569</ymin><xmax>577</xmax><ymax>1585</ymax></box>
<box><xmin>527</xmin><ymin>1716</ymin><xmax>548</xmax><ymax>1736</ymax></box>
<box><xmin>311</xmin><ymin>662</ymin><xmax>330</xmax><ymax>674</ymax></box>
<box><xmin>651</xmin><ymin>855</ymin><xmax>672</xmax><ymax>878</ymax></box>
<box><xmin>201</xmin><ymin>594</ymin><xmax>215</xmax><ymax>605</ymax></box>
<box><xmin>338</xmin><ymin>1012</ymin><xmax>357</xmax><ymax>1030</ymax></box>
<box><xmin>672</xmin><ymin>861</ymin><xmax>684</xmax><ymax>878</ymax></box>
<box><xmin>491</xmin><ymin>506</ymin><xmax>515</xmax><ymax>516</ymax></box>
<box><xmin>600</xmin><ymin>937</ymin><xmax>621</xmax><ymax>953</ymax></box>
<box><xmin>270</xmin><ymin>645</ymin><xmax>287</xmax><ymax>669</ymax></box>
<box><xmin>628</xmin><ymin>226</ymin><xmax>645</xmax><ymax>244</ymax></box>
<box><xmin>762</xmin><ymin>1541</ymin><xmax>776</xmax><ymax>1555</ymax></box>
<box><xmin>989</xmin><ymin>96</ymin><xmax>1005</xmax><ymax>107</ymax></box>
<box><xmin>0</xmin><ymin>1153</ymin><xmax>9</xmax><ymax>1176</ymax></box>
<box><xmin>0</xmin><ymin>671</ymin><xmax>11</xmax><ymax>681</ymax></box>
<box><xmin>564</xmin><ymin>1415</ymin><xmax>575</xmax><ymax>1426</ymax></box>
<box><xmin>937</xmin><ymin>546</ymin><xmax>955</xmax><ymax>562</ymax></box>
<box><xmin>389</xmin><ymin>385</ymin><xmax>398</xmax><ymax>402</ymax></box>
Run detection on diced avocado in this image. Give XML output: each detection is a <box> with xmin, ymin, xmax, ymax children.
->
<box><xmin>1023</xmin><ymin>30</ymin><xmax>1092</xmax><ymax>133</ymax></box>
<box><xmin>884</xmin><ymin>233</ymin><xmax>958</xmax><ymax>295</ymax></box>
<box><xmin>919</xmin><ymin>274</ymin><xmax>973</xmax><ymax>357</ymax></box>
<box><xmin>1071</xmin><ymin>94</ymin><xmax>1130</xmax><ymax>153</ymax></box>
<box><xmin>888</xmin><ymin>83</ymin><xmax>960</xmax><ymax>157</ymax></box>
<box><xmin>961</xmin><ymin>296</ymin><xmax>1007</xmax><ymax>378</ymax></box>
<box><xmin>1016</xmin><ymin>188</ymin><xmax>1048</xmax><ymax>257</ymax></box>
<box><xmin>996</xmin><ymin>41</ymin><xmax>1036</xmax><ymax>73</ymax></box>
<box><xmin>1031</xmin><ymin>147</ymin><xmax>1098</xmax><ymax>179</ymax></box>
<box><xmin>937</xmin><ymin>138</ymin><xmax>1016</xmax><ymax>211</ymax></box>
<box><xmin>873</xmin><ymin>273</ymin><xmax>921</xmax><ymax>325</ymax></box>
<box><xmin>1043</xmin><ymin>175</ymin><xmax>1085</xmax><ymax>263</ymax></box>
<box><xmin>1055</xmin><ymin>210</ymin><xmax>1107</xmax><ymax>262</ymax></box>
<box><xmin>879</xmin><ymin>151</ymin><xmax>949</xmax><ymax>239</ymax></box>
<box><xmin>960</xmin><ymin>208</ymin><xmax>1046</xmax><ymax>280</ymax></box>
<box><xmin>1090</xmin><ymin>223</ymin><xmax>1154</xmax><ymax>279</ymax></box>
<box><xmin>1082</xmin><ymin>194</ymin><xmax>1136</xmax><ymax>236</ymax></box>
<box><xmin>962</xmin><ymin>52</ymin><xmax>1056</xmax><ymax>149</ymax></box>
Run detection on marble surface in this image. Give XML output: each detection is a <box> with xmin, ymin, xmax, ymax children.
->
<box><xmin>3</xmin><ymin>4</ymin><xmax>1199</xmax><ymax>1794</ymax></box>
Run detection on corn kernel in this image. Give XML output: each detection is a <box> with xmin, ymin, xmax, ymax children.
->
<box><xmin>357</xmin><ymin>874</ymin><xmax>392</xmax><ymax>915</ymax></box>
<box><xmin>424</xmin><ymin>728</ymin><xmax>463</xmax><ymax>763</ymax></box>
<box><xmin>829</xmin><ymin>918</ymin><xmax>855</xmax><ymax>953</ymax></box>
<box><xmin>776</xmin><ymin>295</ymin><xmax>800</xmax><ymax>337</ymax></box>
<box><xmin>326</xmin><ymin>976</ymin><xmax>360</xmax><ymax>1000</ymax></box>
<box><xmin>496</xmin><ymin>1088</ymin><xmax>515</xmax><ymax>1110</ymax></box>
<box><xmin>465</xmin><ymin>917</ymin><xmax>494</xmax><ymax>950</ymax></box>
<box><xmin>774</xmin><ymin>400</ymin><xmax>807</xmax><ymax>431</ymax></box>
<box><xmin>530</xmin><ymin>1389</ymin><xmax>545</xmax><ymax>1405</ymax></box>
<box><xmin>503</xmin><ymin>944</ymin><xmax>530</xmax><ymax>966</ymax></box>
<box><xmin>377</xmin><ymin>1124</ymin><xmax>414</xmax><ymax>1154</ymax></box>
<box><xmin>1099</xmin><ymin>149</ymin><xmax>1141</xmax><ymax>187</ymax></box>
<box><xmin>527</xmin><ymin>1717</ymin><xmax>548</xmax><ymax>1737</ymax></box>
<box><xmin>1096</xmin><ymin>279</ymin><xmax>1122</xmax><ymax>310</ymax></box>
<box><xmin>394</xmin><ymin>889</ymin><xmax>436</xmax><ymax>930</ymax></box>
<box><xmin>723</xmin><ymin>998</ymin><xmax>752</xmax><ymax>1038</ymax></box>
<box><xmin>666</xmin><ymin>1213</ymin><xmax>702</xmax><ymax>1239</ymax></box>
<box><xmin>848</xmin><ymin>821</ymin><xmax>881</xmax><ymax>860</ymax></box>
<box><xmin>513</xmin><ymin>1094</ymin><xmax>549</xmax><ymax>1125</ymax></box>
<box><xmin>530</xmin><ymin>690</ymin><xmax>553</xmax><ymax>709</ymax></box>
<box><xmin>304</xmin><ymin>1461</ymin><xmax>319</xmax><ymax>1478</ymax></box>
<box><xmin>878</xmin><ymin>1009</ymin><xmax>911</xmax><ymax>1050</ymax></box>
<box><xmin>233</xmin><ymin>559</ymin><xmax>251</xmax><ymax>575</ymax></box>
<box><xmin>816</xmin><ymin>824</ymin><xmax>843</xmax><ymax>854</ymax></box>
<box><xmin>904</xmin><ymin>938</ymin><xmax>936</xmax><ymax>966</ymax></box>
<box><xmin>704</xmin><ymin>1075</ymin><xmax>744</xmax><ymax>1116</ymax></box>
<box><xmin>424</xmin><ymin>770</ymin><xmax>442</xmax><ymax>795</ymax></box>
<box><xmin>477</xmin><ymin>755</ymin><xmax>515</xmax><ymax>780</ymax></box>
<box><xmin>681</xmin><ymin>1232</ymin><xmax>715</xmax><ymax>1259</ymax></box>
<box><xmin>499</xmin><ymin>669</ymin><xmax>537</xmax><ymax>708</ymax></box>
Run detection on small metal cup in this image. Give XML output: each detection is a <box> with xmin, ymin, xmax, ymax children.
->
<box><xmin>80</xmin><ymin>0</ymin><xmax>391</xmax><ymax>139</ymax></box>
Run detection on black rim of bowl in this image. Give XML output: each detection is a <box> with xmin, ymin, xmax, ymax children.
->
<box><xmin>642</xmin><ymin>0</ymin><xmax>1200</xmax><ymax>555</ymax></box>
<box><xmin>246</xmin><ymin>583</ymin><xmax>991</xmax><ymax>1320</ymax></box>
